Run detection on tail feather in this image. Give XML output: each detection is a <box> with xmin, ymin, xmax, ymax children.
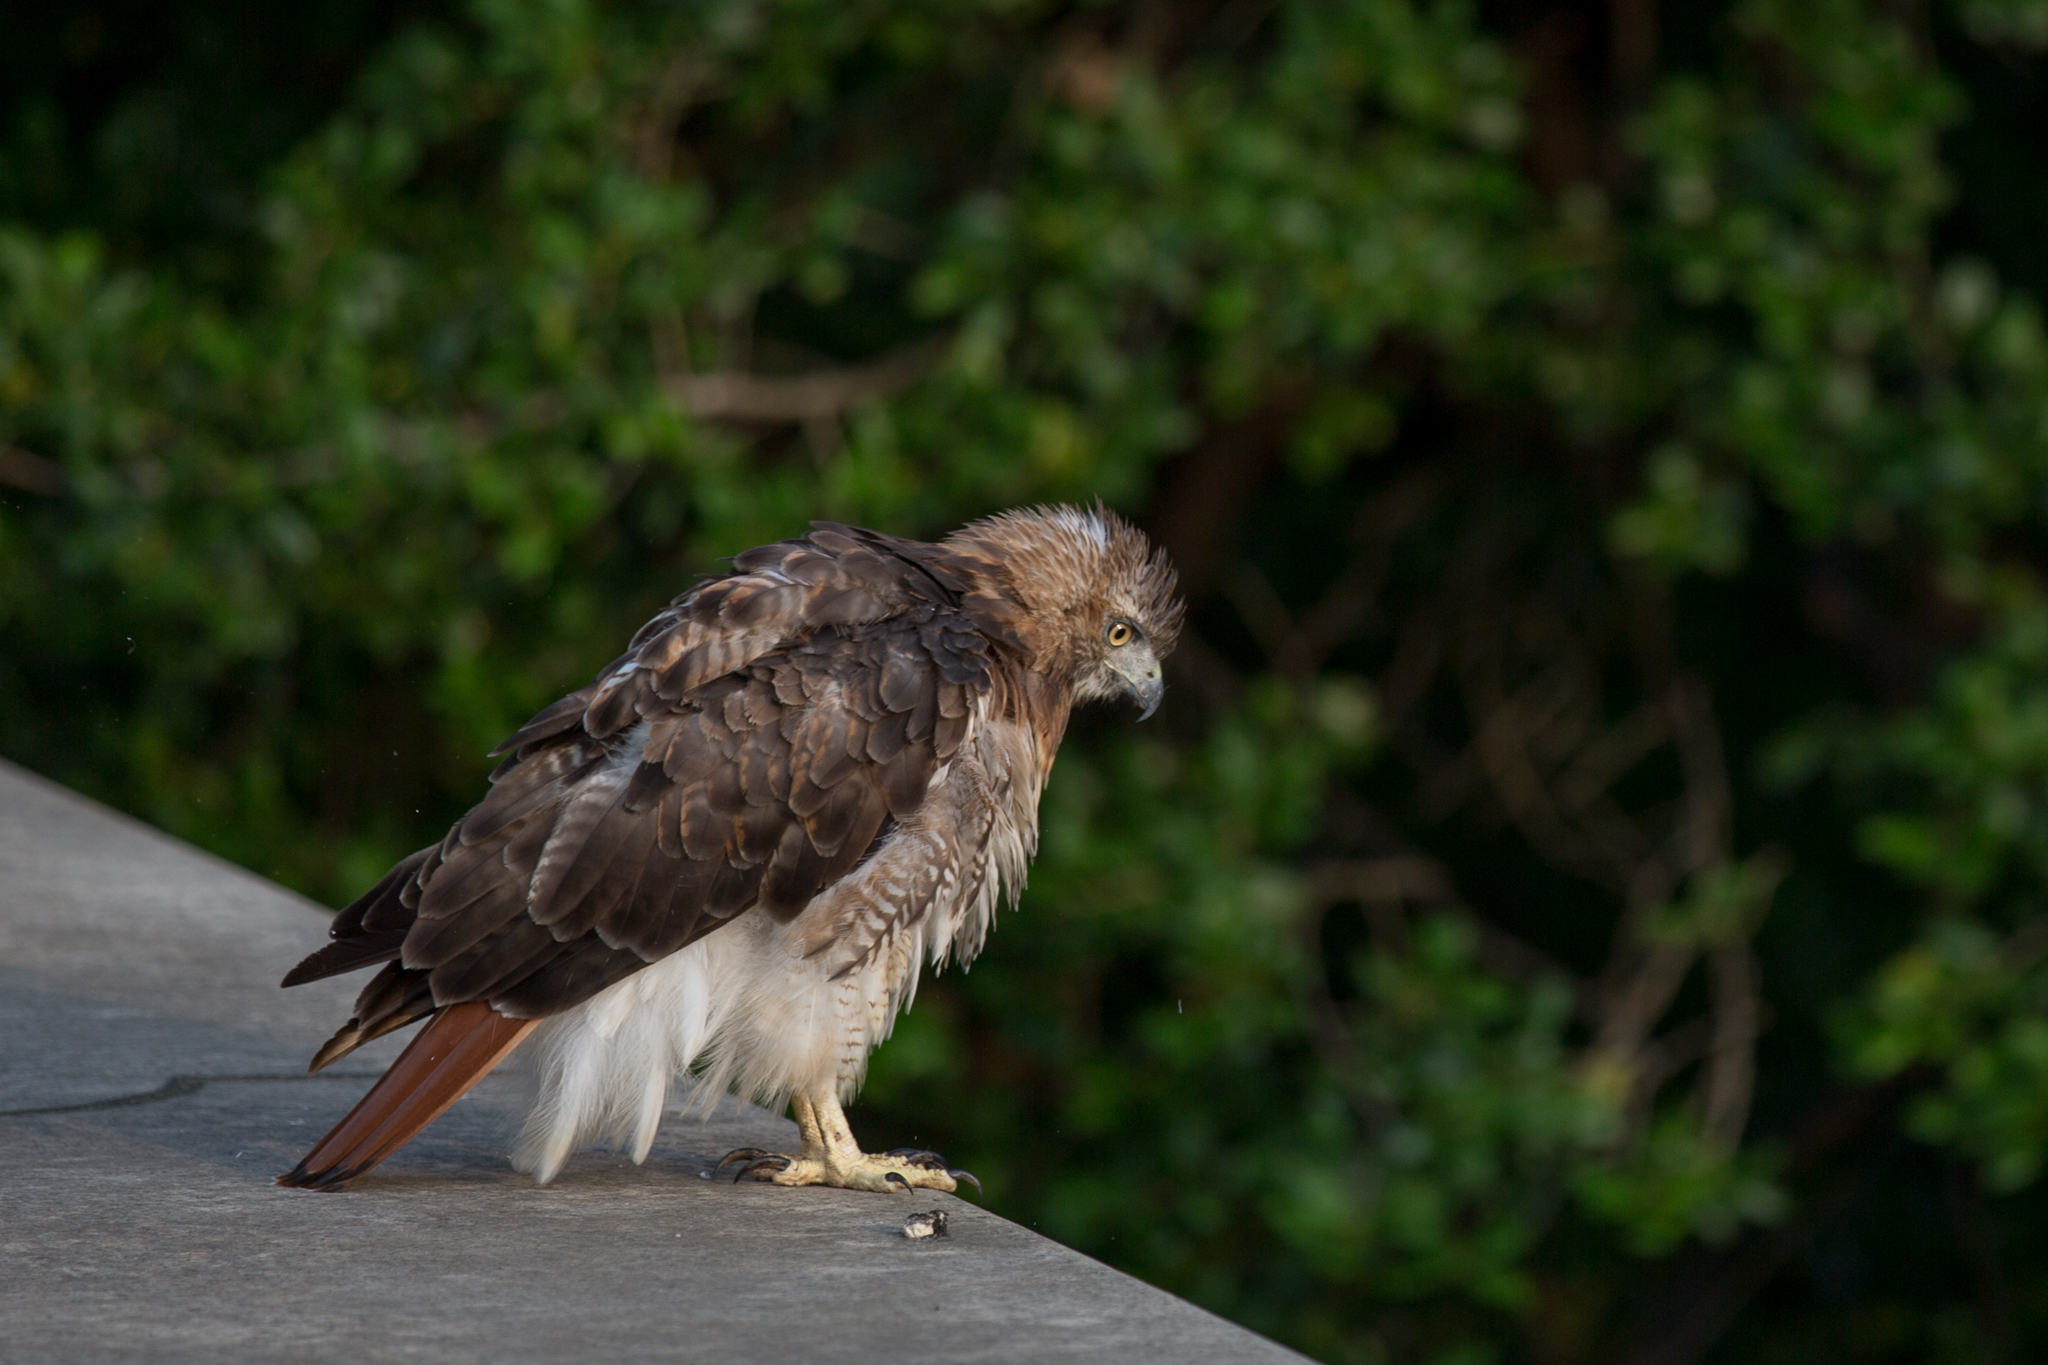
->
<box><xmin>278</xmin><ymin>1001</ymin><xmax>539</xmax><ymax>1191</ymax></box>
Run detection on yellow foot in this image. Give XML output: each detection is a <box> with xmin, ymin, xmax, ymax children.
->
<box><xmin>715</xmin><ymin>1146</ymin><xmax>981</xmax><ymax>1197</ymax></box>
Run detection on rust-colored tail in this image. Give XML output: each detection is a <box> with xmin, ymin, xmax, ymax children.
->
<box><xmin>278</xmin><ymin>1001</ymin><xmax>539</xmax><ymax>1191</ymax></box>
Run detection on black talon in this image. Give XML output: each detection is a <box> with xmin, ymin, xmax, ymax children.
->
<box><xmin>884</xmin><ymin>1172</ymin><xmax>912</xmax><ymax>1190</ymax></box>
<box><xmin>885</xmin><ymin>1148</ymin><xmax>950</xmax><ymax>1169</ymax></box>
<box><xmin>946</xmin><ymin>1168</ymin><xmax>983</xmax><ymax>1199</ymax></box>
<box><xmin>715</xmin><ymin>1147</ymin><xmax>769</xmax><ymax>1171</ymax></box>
<box><xmin>734</xmin><ymin>1155</ymin><xmax>791</xmax><ymax>1183</ymax></box>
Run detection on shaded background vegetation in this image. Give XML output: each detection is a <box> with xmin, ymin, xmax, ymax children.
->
<box><xmin>10</xmin><ymin>0</ymin><xmax>2048</xmax><ymax>1359</ymax></box>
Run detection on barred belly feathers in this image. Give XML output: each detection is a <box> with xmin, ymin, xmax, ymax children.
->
<box><xmin>278</xmin><ymin>506</ymin><xmax>1182</xmax><ymax>1193</ymax></box>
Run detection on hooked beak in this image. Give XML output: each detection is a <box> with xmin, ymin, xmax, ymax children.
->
<box><xmin>1132</xmin><ymin>669</ymin><xmax>1164</xmax><ymax>722</ymax></box>
<box><xmin>1109</xmin><ymin>646</ymin><xmax>1165</xmax><ymax>721</ymax></box>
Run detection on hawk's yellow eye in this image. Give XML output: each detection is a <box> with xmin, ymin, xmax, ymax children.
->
<box><xmin>1106</xmin><ymin>621</ymin><xmax>1135</xmax><ymax>647</ymax></box>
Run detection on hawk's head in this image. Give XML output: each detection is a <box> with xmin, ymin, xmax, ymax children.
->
<box><xmin>947</xmin><ymin>504</ymin><xmax>1185</xmax><ymax>720</ymax></box>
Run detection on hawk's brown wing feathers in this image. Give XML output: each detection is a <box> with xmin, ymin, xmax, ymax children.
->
<box><xmin>278</xmin><ymin>528</ymin><xmax>995</xmax><ymax>1186</ymax></box>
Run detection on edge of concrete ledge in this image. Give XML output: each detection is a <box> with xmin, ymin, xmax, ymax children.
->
<box><xmin>0</xmin><ymin>758</ymin><xmax>1311</xmax><ymax>1365</ymax></box>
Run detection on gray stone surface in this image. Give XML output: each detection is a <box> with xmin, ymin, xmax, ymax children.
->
<box><xmin>0</xmin><ymin>760</ymin><xmax>1304</xmax><ymax>1363</ymax></box>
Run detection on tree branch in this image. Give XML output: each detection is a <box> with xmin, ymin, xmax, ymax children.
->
<box><xmin>663</xmin><ymin>341</ymin><xmax>943</xmax><ymax>424</ymax></box>
<box><xmin>1701</xmin><ymin>941</ymin><xmax>1762</xmax><ymax>1149</ymax></box>
<box><xmin>0</xmin><ymin>445</ymin><xmax>62</xmax><ymax>495</ymax></box>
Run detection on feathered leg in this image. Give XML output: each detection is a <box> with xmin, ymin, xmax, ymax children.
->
<box><xmin>716</xmin><ymin>1089</ymin><xmax>980</xmax><ymax>1196</ymax></box>
<box><xmin>278</xmin><ymin>1002</ymin><xmax>539</xmax><ymax>1191</ymax></box>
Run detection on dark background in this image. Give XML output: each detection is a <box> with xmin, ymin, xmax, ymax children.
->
<box><xmin>7</xmin><ymin>0</ymin><xmax>2048</xmax><ymax>1359</ymax></box>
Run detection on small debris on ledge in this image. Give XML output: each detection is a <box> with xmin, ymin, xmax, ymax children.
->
<box><xmin>903</xmin><ymin>1209</ymin><xmax>949</xmax><ymax>1240</ymax></box>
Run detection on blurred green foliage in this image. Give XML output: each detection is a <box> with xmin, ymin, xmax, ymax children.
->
<box><xmin>12</xmin><ymin>0</ymin><xmax>2048</xmax><ymax>1358</ymax></box>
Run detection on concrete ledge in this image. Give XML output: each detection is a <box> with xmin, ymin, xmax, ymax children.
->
<box><xmin>0</xmin><ymin>761</ymin><xmax>1304</xmax><ymax>1363</ymax></box>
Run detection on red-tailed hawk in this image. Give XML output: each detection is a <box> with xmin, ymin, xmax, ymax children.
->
<box><xmin>278</xmin><ymin>506</ymin><xmax>1182</xmax><ymax>1193</ymax></box>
